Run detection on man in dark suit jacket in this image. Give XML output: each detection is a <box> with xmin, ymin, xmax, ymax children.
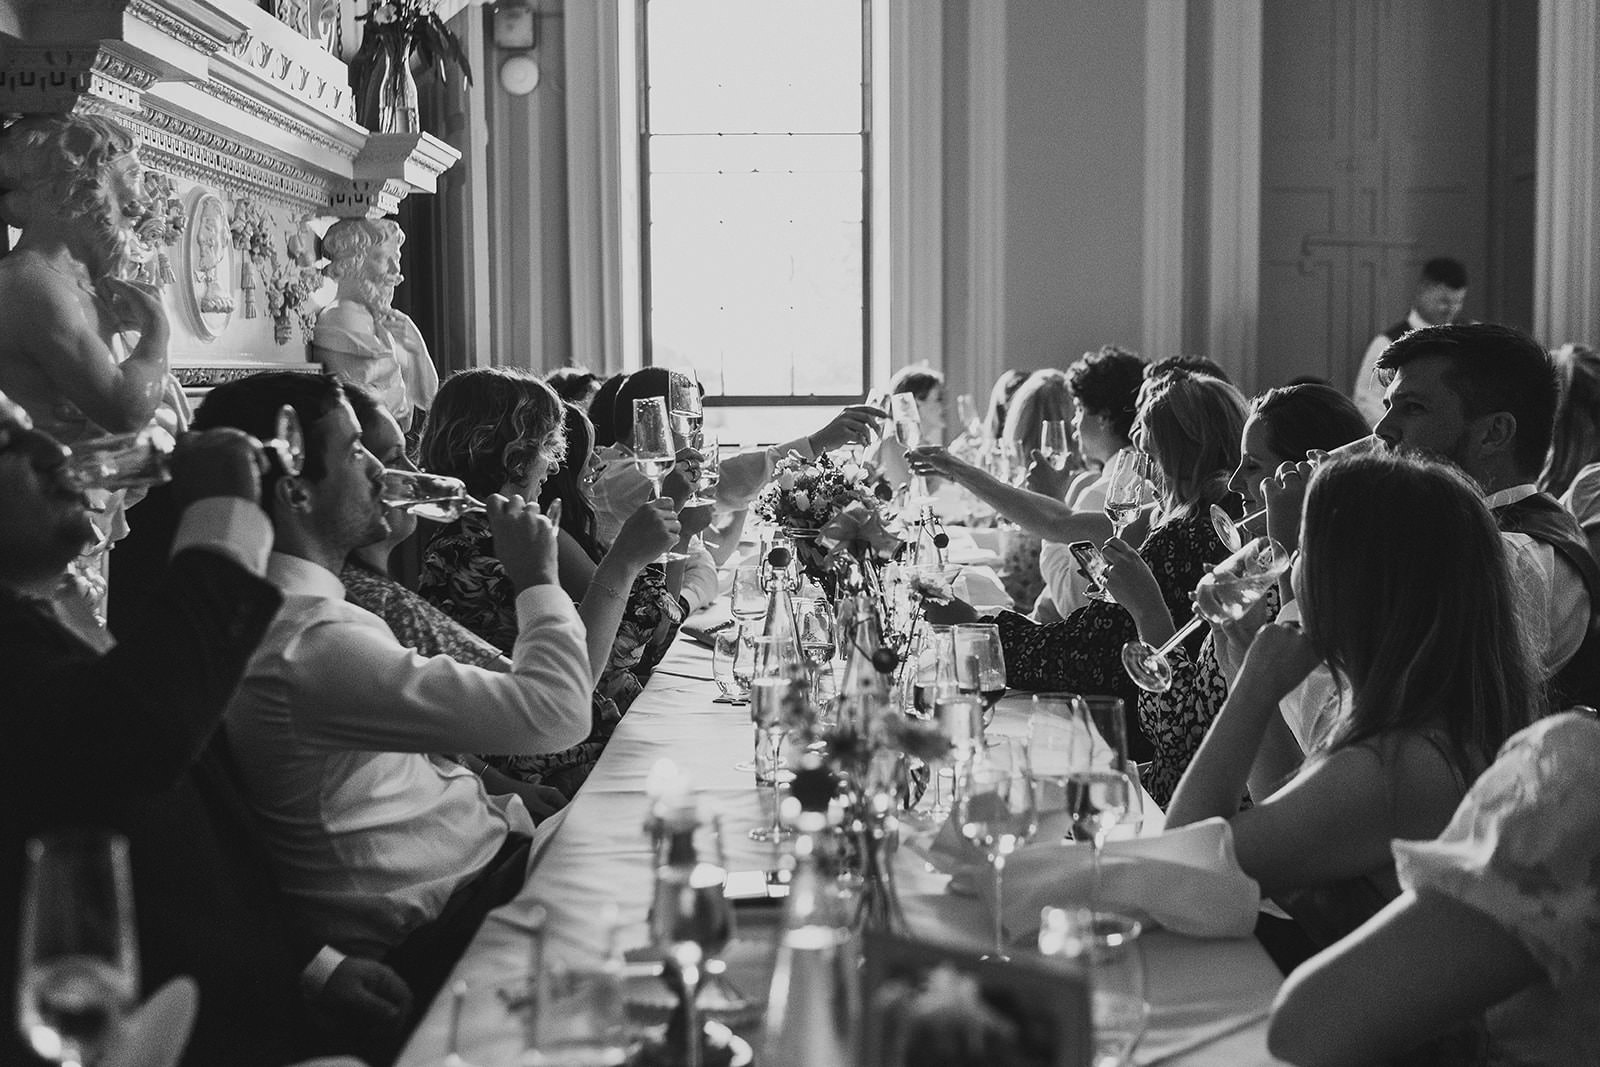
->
<box><xmin>0</xmin><ymin>392</ymin><xmax>409</xmax><ymax>1066</ymax></box>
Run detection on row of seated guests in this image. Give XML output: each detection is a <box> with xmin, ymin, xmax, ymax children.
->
<box><xmin>5</xmin><ymin>358</ymin><xmax>883</xmax><ymax>1067</ymax></box>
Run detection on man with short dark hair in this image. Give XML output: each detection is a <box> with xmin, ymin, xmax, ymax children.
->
<box><xmin>195</xmin><ymin>372</ymin><xmax>592</xmax><ymax>1012</ymax></box>
<box><xmin>1375</xmin><ymin>322</ymin><xmax>1600</xmax><ymax>703</ymax></box>
<box><xmin>1353</xmin><ymin>257</ymin><xmax>1469</xmax><ymax>423</ymax></box>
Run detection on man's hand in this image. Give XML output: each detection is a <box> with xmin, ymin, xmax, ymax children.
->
<box><xmin>923</xmin><ymin>596</ymin><xmax>979</xmax><ymax>626</ymax></box>
<box><xmin>612</xmin><ymin>498</ymin><xmax>680</xmax><ymax>568</ymax></box>
<box><xmin>1264</xmin><ymin>460</ymin><xmax>1315</xmax><ymax>552</ymax></box>
<box><xmin>99</xmin><ymin>277</ymin><xmax>170</xmax><ymax>343</ymax></box>
<box><xmin>675</xmin><ymin>500</ymin><xmax>714</xmax><ymax>542</ymax></box>
<box><xmin>170</xmin><ymin>427</ymin><xmax>269</xmax><ymax>508</ymax></box>
<box><xmin>311</xmin><ymin>957</ymin><xmax>412</xmax><ymax>1034</ymax></box>
<box><xmin>808</xmin><ymin>404</ymin><xmax>885</xmax><ymax>453</ymax></box>
<box><xmin>489</xmin><ymin>494</ymin><xmax>560</xmax><ymax>592</ymax></box>
<box><xmin>906</xmin><ymin>445</ymin><xmax>977</xmax><ymax>483</ymax></box>
<box><xmin>661</xmin><ymin>446</ymin><xmax>701</xmax><ymax>506</ymax></box>
<box><xmin>512</xmin><ymin>781</ymin><xmax>567</xmax><ymax>823</ymax></box>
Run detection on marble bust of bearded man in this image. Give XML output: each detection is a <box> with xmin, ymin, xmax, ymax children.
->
<box><xmin>311</xmin><ymin>217</ymin><xmax>438</xmax><ymax>430</ymax></box>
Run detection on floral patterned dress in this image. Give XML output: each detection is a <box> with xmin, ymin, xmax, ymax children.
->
<box><xmin>995</xmin><ymin>506</ymin><xmax>1231</xmax><ymax>763</ymax></box>
<box><xmin>1393</xmin><ymin>711</ymin><xmax>1600</xmax><ymax>1064</ymax></box>
<box><xmin>1136</xmin><ymin>585</ymin><xmax>1280</xmax><ymax>809</ymax></box>
<box><xmin>419</xmin><ymin>514</ymin><xmax>684</xmax><ymax>795</ymax></box>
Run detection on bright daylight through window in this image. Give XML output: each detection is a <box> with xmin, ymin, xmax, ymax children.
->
<box><xmin>638</xmin><ymin>0</ymin><xmax>870</xmax><ymax>404</ymax></box>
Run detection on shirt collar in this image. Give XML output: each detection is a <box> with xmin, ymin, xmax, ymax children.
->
<box><xmin>266</xmin><ymin>551</ymin><xmax>347</xmax><ymax>599</ymax></box>
<box><xmin>1483</xmin><ymin>483</ymin><xmax>1540</xmax><ymax>510</ymax></box>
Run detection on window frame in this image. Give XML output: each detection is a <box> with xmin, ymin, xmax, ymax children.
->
<box><xmin>633</xmin><ymin>0</ymin><xmax>875</xmax><ymax>408</ymax></box>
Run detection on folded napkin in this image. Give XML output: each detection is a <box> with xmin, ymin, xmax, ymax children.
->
<box><xmin>982</xmin><ymin>819</ymin><xmax>1260</xmax><ymax>940</ymax></box>
<box><xmin>955</xmin><ymin>566</ymin><xmax>1012</xmax><ymax>612</ymax></box>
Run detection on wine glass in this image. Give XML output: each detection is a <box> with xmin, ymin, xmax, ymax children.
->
<box><xmin>1039</xmin><ymin>419</ymin><xmax>1071</xmax><ymax>472</ymax></box>
<box><xmin>1120</xmin><ymin>535</ymin><xmax>1292</xmax><ymax>693</ymax></box>
<box><xmin>793</xmin><ymin>597</ymin><xmax>838</xmax><ymax>712</ymax></box>
<box><xmin>1027</xmin><ymin>693</ymin><xmax>1085</xmax><ymax>842</ymax></box>
<box><xmin>729</xmin><ymin>565</ymin><xmax>766</xmax><ymax>623</ymax></box>
<box><xmin>17</xmin><ymin>830</ymin><xmax>140</xmax><ymax>1067</ymax></box>
<box><xmin>1039</xmin><ymin>908</ymin><xmax>1148</xmax><ymax>1067</ymax></box>
<box><xmin>633</xmin><ymin>397</ymin><xmax>688</xmax><ymax>563</ymax></box>
<box><xmin>957</xmin><ymin>736</ymin><xmax>1037</xmax><ymax>960</ymax></box>
<box><xmin>687</xmin><ymin>430</ymin><xmax>721</xmax><ymax>508</ymax></box>
<box><xmin>957</xmin><ymin>393</ymin><xmax>984</xmax><ymax>439</ymax></box>
<box><xmin>651</xmin><ymin>839</ymin><xmax>733</xmax><ymax>1067</ymax></box>
<box><xmin>952</xmin><ymin>622</ymin><xmax>1007</xmax><ymax>726</ymax></box>
<box><xmin>1066</xmin><ymin>696</ymin><xmax>1134</xmax><ymax>915</ymax></box>
<box><xmin>1102</xmin><ymin>450</ymin><xmax>1156</xmax><ymax>539</ymax></box>
<box><xmin>748</xmin><ymin>674</ymin><xmax>802</xmax><ymax>843</ymax></box>
<box><xmin>889</xmin><ymin>393</ymin><xmax>932</xmax><ymax>504</ymax></box>
<box><xmin>711</xmin><ymin>624</ymin><xmax>749</xmax><ymax>705</ymax></box>
<box><xmin>379</xmin><ymin>469</ymin><xmax>485</xmax><ymax>523</ymax></box>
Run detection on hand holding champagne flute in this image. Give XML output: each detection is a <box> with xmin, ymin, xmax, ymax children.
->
<box><xmin>633</xmin><ymin>397</ymin><xmax>688</xmax><ymax>563</ymax></box>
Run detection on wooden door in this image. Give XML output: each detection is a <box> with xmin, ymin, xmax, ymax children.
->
<box><xmin>1257</xmin><ymin>0</ymin><xmax>1490</xmax><ymax>389</ymax></box>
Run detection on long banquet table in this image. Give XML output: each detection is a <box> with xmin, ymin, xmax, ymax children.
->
<box><xmin>396</xmin><ymin>636</ymin><xmax>1287</xmax><ymax>1067</ymax></box>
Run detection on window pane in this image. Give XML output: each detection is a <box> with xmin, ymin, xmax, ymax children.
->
<box><xmin>647</xmin><ymin>0</ymin><xmax>862</xmax><ymax>134</ymax></box>
<box><xmin>643</xmin><ymin>0</ymin><xmax>867</xmax><ymax>399</ymax></box>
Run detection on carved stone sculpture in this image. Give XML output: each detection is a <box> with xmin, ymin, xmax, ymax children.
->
<box><xmin>312</xmin><ymin>217</ymin><xmax>438</xmax><ymax>428</ymax></box>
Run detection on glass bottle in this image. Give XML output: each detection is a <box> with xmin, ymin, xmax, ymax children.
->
<box><xmin>835</xmin><ymin>588</ymin><xmax>892</xmax><ymax>737</ymax></box>
<box><xmin>763</xmin><ymin>770</ymin><xmax>859</xmax><ymax>1067</ymax></box>
<box><xmin>759</xmin><ymin>545</ymin><xmax>805</xmax><ymax>674</ymax></box>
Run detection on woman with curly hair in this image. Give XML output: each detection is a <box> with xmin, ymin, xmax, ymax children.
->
<box><xmin>418</xmin><ymin>369</ymin><xmax>679</xmax><ymax>797</ymax></box>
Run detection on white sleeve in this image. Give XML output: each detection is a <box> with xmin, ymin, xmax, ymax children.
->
<box><xmin>678</xmin><ymin>538</ymin><xmax>720</xmax><ymax>615</ymax></box>
<box><xmin>1038</xmin><ymin>540</ymin><xmax>1091</xmax><ymax>617</ymax></box>
<box><xmin>288</xmin><ymin>586</ymin><xmax>594</xmax><ymax>754</ymax></box>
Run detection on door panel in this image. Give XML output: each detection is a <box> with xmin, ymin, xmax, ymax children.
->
<box><xmin>1258</xmin><ymin>0</ymin><xmax>1490</xmax><ymax>389</ymax></box>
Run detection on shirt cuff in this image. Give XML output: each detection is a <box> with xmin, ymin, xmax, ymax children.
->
<box><xmin>299</xmin><ymin>944</ymin><xmax>347</xmax><ymax>997</ymax></box>
<box><xmin>168</xmin><ymin>497</ymin><xmax>273</xmax><ymax>576</ymax></box>
<box><xmin>778</xmin><ymin>436</ymin><xmax>816</xmax><ymax>460</ymax></box>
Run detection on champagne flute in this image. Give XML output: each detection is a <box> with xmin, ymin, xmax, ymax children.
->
<box><xmin>17</xmin><ymin>830</ymin><xmax>140</xmax><ymax>1067</ymax></box>
<box><xmin>889</xmin><ymin>393</ymin><xmax>932</xmax><ymax>504</ymax></box>
<box><xmin>687</xmin><ymin>430</ymin><xmax>721</xmax><ymax>508</ymax></box>
<box><xmin>1120</xmin><ymin>535</ymin><xmax>1292</xmax><ymax>693</ymax></box>
<box><xmin>952</xmin><ymin>622</ymin><xmax>1007</xmax><ymax>726</ymax></box>
<box><xmin>748</xmin><ymin>676</ymin><xmax>801</xmax><ymax>842</ymax></box>
<box><xmin>63</xmin><ymin>403</ymin><xmax>306</xmax><ymax>493</ymax></box>
<box><xmin>633</xmin><ymin>397</ymin><xmax>688</xmax><ymax>563</ymax></box>
<box><xmin>1210</xmin><ymin>434</ymin><xmax>1380</xmax><ymax>551</ymax></box>
<box><xmin>793</xmin><ymin>596</ymin><xmax>838</xmax><ymax>713</ymax></box>
<box><xmin>1039</xmin><ymin>419</ymin><xmax>1072</xmax><ymax>472</ymax></box>
<box><xmin>1084</xmin><ymin>449</ymin><xmax>1156</xmax><ymax>601</ymax></box>
<box><xmin>379</xmin><ymin>469</ymin><xmax>485</xmax><ymax>523</ymax></box>
<box><xmin>957</xmin><ymin>393</ymin><xmax>984</xmax><ymax>439</ymax></box>
<box><xmin>1067</xmin><ymin>697</ymin><xmax>1133</xmax><ymax>916</ymax></box>
<box><xmin>957</xmin><ymin>736</ymin><xmax>1037</xmax><ymax>960</ymax></box>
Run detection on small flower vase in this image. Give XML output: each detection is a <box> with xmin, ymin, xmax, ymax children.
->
<box><xmin>783</xmin><ymin>526</ymin><xmax>829</xmax><ymax>593</ymax></box>
<box><xmin>378</xmin><ymin>43</ymin><xmax>420</xmax><ymax>134</ymax></box>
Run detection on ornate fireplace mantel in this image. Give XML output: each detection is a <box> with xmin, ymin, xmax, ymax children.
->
<box><xmin>0</xmin><ymin>0</ymin><xmax>460</xmax><ymax>218</ymax></box>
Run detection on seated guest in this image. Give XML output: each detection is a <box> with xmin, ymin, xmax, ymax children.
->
<box><xmin>1546</xmin><ymin>344</ymin><xmax>1600</xmax><ymax>560</ymax></box>
<box><xmin>990</xmin><ymin>368</ymin><xmax>1073</xmax><ymax>608</ymax></box>
<box><xmin>588</xmin><ymin>372</ymin><xmax>626</xmax><ymax>447</ymax></box>
<box><xmin>0</xmin><ymin>390</ymin><xmax>410</xmax><ymax>1067</ymax></box>
<box><xmin>1166</xmin><ymin>452</ymin><xmax>1538</xmax><ymax>950</ymax></box>
<box><xmin>982</xmin><ymin>368</ymin><xmax>1032</xmax><ymax>447</ymax></box>
<box><xmin>924</xmin><ymin>372</ymin><xmax>1247</xmax><ymax>762</ymax></box>
<box><xmin>870</xmin><ymin>363</ymin><xmax>946</xmax><ymax>493</ymax></box>
<box><xmin>1269</xmin><ymin>709</ymin><xmax>1600</xmax><ymax>1066</ymax></box>
<box><xmin>1375</xmin><ymin>322</ymin><xmax>1600</xmax><ymax>704</ymax></box>
<box><xmin>335</xmin><ymin>384</ymin><xmax>566</xmax><ymax>819</ymax></box>
<box><xmin>195</xmin><ymin>372</ymin><xmax>592</xmax><ymax>1015</ymax></box>
<box><xmin>1102</xmin><ymin>384</ymin><xmax>1369</xmax><ymax>806</ymax></box>
<box><xmin>1038</xmin><ymin>346</ymin><xmax>1147</xmax><ymax>617</ymax></box>
<box><xmin>1145</xmin><ymin>353</ymin><xmax>1231</xmax><ymax>383</ymax></box>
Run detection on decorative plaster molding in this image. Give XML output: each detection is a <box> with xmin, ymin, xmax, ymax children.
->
<box><xmin>327</xmin><ymin>178</ymin><xmax>414</xmax><ymax>218</ymax></box>
<box><xmin>171</xmin><ymin>361</ymin><xmax>321</xmax><ymax>387</ymax></box>
<box><xmin>134</xmin><ymin>104</ymin><xmax>332</xmax><ymax>209</ymax></box>
<box><xmin>352</xmin><ymin>132</ymin><xmax>461</xmax><ymax>194</ymax></box>
<box><xmin>0</xmin><ymin>45</ymin><xmax>159</xmax><ymax>115</ymax></box>
<box><xmin>127</xmin><ymin>0</ymin><xmax>250</xmax><ymax>59</ymax></box>
<box><xmin>220</xmin><ymin>11</ymin><xmax>353</xmax><ymax>123</ymax></box>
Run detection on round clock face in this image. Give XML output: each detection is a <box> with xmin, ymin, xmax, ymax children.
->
<box><xmin>499</xmin><ymin>54</ymin><xmax>541</xmax><ymax>96</ymax></box>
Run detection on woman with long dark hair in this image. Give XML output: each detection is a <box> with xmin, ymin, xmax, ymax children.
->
<box><xmin>1167</xmin><ymin>451</ymin><xmax>1540</xmax><ymax>949</ymax></box>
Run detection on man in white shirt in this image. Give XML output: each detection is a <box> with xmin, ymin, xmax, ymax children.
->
<box><xmin>1373</xmin><ymin>323</ymin><xmax>1599</xmax><ymax>701</ymax></box>
<box><xmin>1350</xmin><ymin>257</ymin><xmax>1467</xmax><ymax>425</ymax></box>
<box><xmin>193</xmin><ymin>373</ymin><xmax>592</xmax><ymax>1008</ymax></box>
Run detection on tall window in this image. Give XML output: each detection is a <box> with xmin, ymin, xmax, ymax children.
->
<box><xmin>637</xmin><ymin>0</ymin><xmax>871</xmax><ymax>405</ymax></box>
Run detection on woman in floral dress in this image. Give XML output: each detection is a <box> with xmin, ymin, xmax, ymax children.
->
<box><xmin>419</xmin><ymin>374</ymin><xmax>680</xmax><ymax>797</ymax></box>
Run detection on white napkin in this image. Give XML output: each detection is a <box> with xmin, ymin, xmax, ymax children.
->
<box><xmin>955</xmin><ymin>566</ymin><xmax>1012</xmax><ymax>612</ymax></box>
<box><xmin>981</xmin><ymin>819</ymin><xmax>1261</xmax><ymax>940</ymax></box>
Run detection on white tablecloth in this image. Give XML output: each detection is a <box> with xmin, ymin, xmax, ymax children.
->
<box><xmin>396</xmin><ymin>638</ymin><xmax>1286</xmax><ymax>1067</ymax></box>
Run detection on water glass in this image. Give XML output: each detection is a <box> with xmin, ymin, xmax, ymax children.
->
<box><xmin>16</xmin><ymin>830</ymin><xmax>140</xmax><ymax>1066</ymax></box>
<box><xmin>712</xmin><ymin>624</ymin><xmax>749</xmax><ymax>704</ymax></box>
<box><xmin>525</xmin><ymin>906</ymin><xmax>632</xmax><ymax>1067</ymax></box>
<box><xmin>729</xmin><ymin>565</ymin><xmax>767</xmax><ymax>621</ymax></box>
<box><xmin>1038</xmin><ymin>909</ymin><xmax>1148</xmax><ymax>1067</ymax></box>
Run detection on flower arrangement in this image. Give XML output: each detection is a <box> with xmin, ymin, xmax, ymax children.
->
<box><xmin>349</xmin><ymin>1</ymin><xmax>473</xmax><ymax>134</ymax></box>
<box><xmin>756</xmin><ymin>452</ymin><xmax>894</xmax><ymax>587</ymax></box>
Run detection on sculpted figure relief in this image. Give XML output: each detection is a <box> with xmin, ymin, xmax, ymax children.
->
<box><xmin>0</xmin><ymin>114</ymin><xmax>174</xmax><ymax>446</ymax></box>
<box><xmin>312</xmin><ymin>218</ymin><xmax>438</xmax><ymax>430</ymax></box>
